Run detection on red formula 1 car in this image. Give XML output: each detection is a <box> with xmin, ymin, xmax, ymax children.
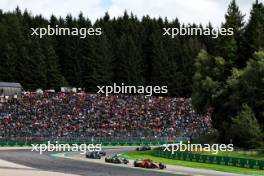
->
<box><xmin>134</xmin><ymin>159</ymin><xmax>166</xmax><ymax>169</ymax></box>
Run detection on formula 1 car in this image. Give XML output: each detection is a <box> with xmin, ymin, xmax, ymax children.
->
<box><xmin>134</xmin><ymin>159</ymin><xmax>166</xmax><ymax>169</ymax></box>
<box><xmin>136</xmin><ymin>146</ymin><xmax>151</xmax><ymax>151</ymax></box>
<box><xmin>105</xmin><ymin>155</ymin><xmax>129</xmax><ymax>164</ymax></box>
<box><xmin>85</xmin><ymin>151</ymin><xmax>101</xmax><ymax>159</ymax></box>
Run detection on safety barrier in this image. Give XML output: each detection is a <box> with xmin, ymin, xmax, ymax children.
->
<box><xmin>0</xmin><ymin>140</ymin><xmax>173</xmax><ymax>147</ymax></box>
<box><xmin>153</xmin><ymin>149</ymin><xmax>264</xmax><ymax>170</ymax></box>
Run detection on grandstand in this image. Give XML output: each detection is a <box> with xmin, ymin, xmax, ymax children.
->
<box><xmin>0</xmin><ymin>91</ymin><xmax>211</xmax><ymax>143</ymax></box>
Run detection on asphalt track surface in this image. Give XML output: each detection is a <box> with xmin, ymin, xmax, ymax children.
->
<box><xmin>0</xmin><ymin>147</ymin><xmax>177</xmax><ymax>176</ymax></box>
<box><xmin>0</xmin><ymin>147</ymin><xmax>248</xmax><ymax>176</ymax></box>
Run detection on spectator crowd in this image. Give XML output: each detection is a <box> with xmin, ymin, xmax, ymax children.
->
<box><xmin>0</xmin><ymin>92</ymin><xmax>211</xmax><ymax>141</ymax></box>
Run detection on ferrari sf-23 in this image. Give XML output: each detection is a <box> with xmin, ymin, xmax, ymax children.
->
<box><xmin>134</xmin><ymin>159</ymin><xmax>166</xmax><ymax>169</ymax></box>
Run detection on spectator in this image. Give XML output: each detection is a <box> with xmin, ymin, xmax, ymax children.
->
<box><xmin>0</xmin><ymin>92</ymin><xmax>211</xmax><ymax>141</ymax></box>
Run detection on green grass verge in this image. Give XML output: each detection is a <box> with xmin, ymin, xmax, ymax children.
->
<box><xmin>122</xmin><ymin>150</ymin><xmax>264</xmax><ymax>175</ymax></box>
<box><xmin>192</xmin><ymin>150</ymin><xmax>264</xmax><ymax>160</ymax></box>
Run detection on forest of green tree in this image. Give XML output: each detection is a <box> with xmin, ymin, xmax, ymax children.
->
<box><xmin>0</xmin><ymin>0</ymin><xmax>263</xmax><ymax>147</ymax></box>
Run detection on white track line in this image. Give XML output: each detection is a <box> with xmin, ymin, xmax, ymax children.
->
<box><xmin>0</xmin><ymin>159</ymin><xmax>80</xmax><ymax>176</ymax></box>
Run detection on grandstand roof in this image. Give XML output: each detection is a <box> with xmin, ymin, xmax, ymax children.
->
<box><xmin>0</xmin><ymin>82</ymin><xmax>22</xmax><ymax>88</ymax></box>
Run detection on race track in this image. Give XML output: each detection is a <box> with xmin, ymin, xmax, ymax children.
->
<box><xmin>0</xmin><ymin>147</ymin><xmax>248</xmax><ymax>176</ymax></box>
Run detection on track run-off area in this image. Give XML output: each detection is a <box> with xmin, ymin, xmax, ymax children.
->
<box><xmin>0</xmin><ymin>147</ymin><xmax>249</xmax><ymax>176</ymax></box>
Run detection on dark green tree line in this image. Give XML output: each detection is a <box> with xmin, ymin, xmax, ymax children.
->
<box><xmin>192</xmin><ymin>0</ymin><xmax>264</xmax><ymax>148</ymax></box>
